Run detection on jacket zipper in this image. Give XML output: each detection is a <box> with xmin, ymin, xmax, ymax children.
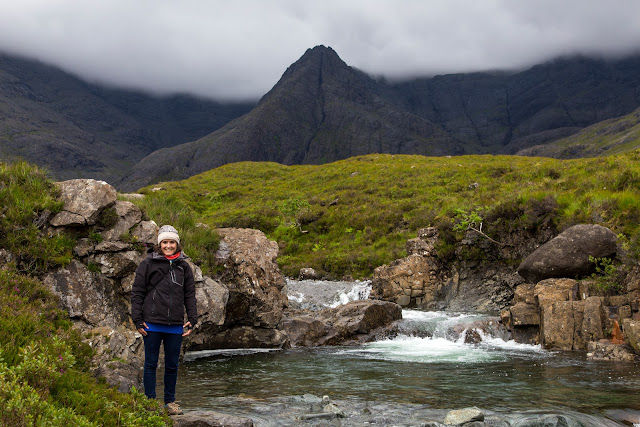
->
<box><xmin>168</xmin><ymin>261</ymin><xmax>173</xmax><ymax>323</ymax></box>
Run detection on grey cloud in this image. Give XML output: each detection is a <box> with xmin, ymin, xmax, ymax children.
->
<box><xmin>1</xmin><ymin>0</ymin><xmax>639</xmax><ymax>100</ymax></box>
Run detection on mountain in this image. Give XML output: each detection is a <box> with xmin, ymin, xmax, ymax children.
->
<box><xmin>121</xmin><ymin>47</ymin><xmax>640</xmax><ymax>190</ymax></box>
<box><xmin>378</xmin><ymin>55</ymin><xmax>640</xmax><ymax>153</ymax></box>
<box><xmin>516</xmin><ymin>107</ymin><xmax>640</xmax><ymax>158</ymax></box>
<box><xmin>0</xmin><ymin>54</ymin><xmax>254</xmax><ymax>183</ymax></box>
<box><xmin>3</xmin><ymin>46</ymin><xmax>640</xmax><ymax>191</ymax></box>
<box><xmin>117</xmin><ymin>46</ymin><xmax>461</xmax><ymax>190</ymax></box>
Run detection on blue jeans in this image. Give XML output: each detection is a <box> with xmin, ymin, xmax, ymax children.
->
<box><xmin>143</xmin><ymin>331</ymin><xmax>183</xmax><ymax>404</ymax></box>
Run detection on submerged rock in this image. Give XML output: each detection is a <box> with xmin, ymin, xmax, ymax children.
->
<box><xmin>443</xmin><ymin>407</ymin><xmax>484</xmax><ymax>425</ymax></box>
<box><xmin>171</xmin><ymin>411</ymin><xmax>254</xmax><ymax>427</ymax></box>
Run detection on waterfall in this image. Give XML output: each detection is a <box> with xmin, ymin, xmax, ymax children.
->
<box><xmin>286</xmin><ymin>278</ymin><xmax>542</xmax><ymax>362</ymax></box>
<box><xmin>285</xmin><ymin>278</ymin><xmax>372</xmax><ymax>310</ymax></box>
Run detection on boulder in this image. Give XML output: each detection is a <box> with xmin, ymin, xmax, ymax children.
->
<box><xmin>581</xmin><ymin>296</ymin><xmax>605</xmax><ymax>342</ymax></box>
<box><xmin>540</xmin><ymin>300</ymin><xmax>583</xmax><ymax>350</ymax></box>
<box><xmin>299</xmin><ymin>267</ymin><xmax>319</xmax><ymax>280</ymax></box>
<box><xmin>510</xmin><ymin>302</ymin><xmax>540</xmax><ymax>327</ymax></box>
<box><xmin>184</xmin><ymin>277</ymin><xmax>229</xmax><ymax>350</ymax></box>
<box><xmin>215</xmin><ymin>228</ymin><xmax>288</xmax><ymax>329</ymax></box>
<box><xmin>171</xmin><ymin>411</ymin><xmax>254</xmax><ymax>427</ymax></box>
<box><xmin>517</xmin><ymin>224</ymin><xmax>617</xmax><ymax>283</ymax></box>
<box><xmin>49</xmin><ymin>179</ymin><xmax>117</xmax><ymax>226</ymax></box>
<box><xmin>278</xmin><ymin>316</ymin><xmax>326</xmax><ymax>347</ymax></box>
<box><xmin>130</xmin><ymin>220</ymin><xmax>159</xmax><ymax>246</ymax></box>
<box><xmin>443</xmin><ymin>407</ymin><xmax>484</xmax><ymax>425</ymax></box>
<box><xmin>533</xmin><ymin>278</ymin><xmax>578</xmax><ymax>306</ymax></box>
<box><xmin>281</xmin><ymin>300</ymin><xmax>402</xmax><ymax>347</ymax></box>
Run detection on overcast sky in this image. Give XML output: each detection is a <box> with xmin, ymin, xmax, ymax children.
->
<box><xmin>2</xmin><ymin>0</ymin><xmax>640</xmax><ymax>101</ymax></box>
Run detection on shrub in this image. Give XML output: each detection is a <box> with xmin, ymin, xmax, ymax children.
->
<box><xmin>0</xmin><ymin>161</ymin><xmax>73</xmax><ymax>275</ymax></box>
<box><xmin>588</xmin><ymin>256</ymin><xmax>624</xmax><ymax>295</ymax></box>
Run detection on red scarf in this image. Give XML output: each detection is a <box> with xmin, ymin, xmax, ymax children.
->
<box><xmin>165</xmin><ymin>252</ymin><xmax>180</xmax><ymax>261</ymax></box>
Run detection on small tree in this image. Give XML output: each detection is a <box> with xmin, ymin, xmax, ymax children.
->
<box><xmin>452</xmin><ymin>207</ymin><xmax>503</xmax><ymax>246</ymax></box>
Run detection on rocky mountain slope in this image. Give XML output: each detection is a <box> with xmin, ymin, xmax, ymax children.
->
<box><xmin>380</xmin><ymin>55</ymin><xmax>640</xmax><ymax>153</ymax></box>
<box><xmin>120</xmin><ymin>47</ymin><xmax>640</xmax><ymax>190</ymax></box>
<box><xmin>517</xmin><ymin>107</ymin><xmax>640</xmax><ymax>158</ymax></box>
<box><xmin>0</xmin><ymin>53</ymin><xmax>254</xmax><ymax>183</ymax></box>
<box><xmin>117</xmin><ymin>46</ymin><xmax>460</xmax><ymax>190</ymax></box>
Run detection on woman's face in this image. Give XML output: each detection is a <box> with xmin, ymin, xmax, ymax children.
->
<box><xmin>160</xmin><ymin>239</ymin><xmax>178</xmax><ymax>256</ymax></box>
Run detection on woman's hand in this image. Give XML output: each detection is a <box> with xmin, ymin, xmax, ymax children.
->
<box><xmin>182</xmin><ymin>321</ymin><xmax>193</xmax><ymax>336</ymax></box>
<box><xmin>137</xmin><ymin>322</ymin><xmax>149</xmax><ymax>336</ymax></box>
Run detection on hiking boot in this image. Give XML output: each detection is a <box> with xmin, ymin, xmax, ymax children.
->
<box><xmin>165</xmin><ymin>402</ymin><xmax>183</xmax><ymax>415</ymax></box>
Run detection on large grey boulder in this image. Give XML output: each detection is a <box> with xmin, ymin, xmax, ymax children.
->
<box><xmin>517</xmin><ymin>224</ymin><xmax>617</xmax><ymax>283</ymax></box>
<box><xmin>281</xmin><ymin>300</ymin><xmax>402</xmax><ymax>347</ymax></box>
<box><xmin>215</xmin><ymin>228</ymin><xmax>289</xmax><ymax>329</ymax></box>
<box><xmin>49</xmin><ymin>179</ymin><xmax>117</xmax><ymax>226</ymax></box>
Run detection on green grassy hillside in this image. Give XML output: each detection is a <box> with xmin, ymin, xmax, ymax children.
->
<box><xmin>518</xmin><ymin>108</ymin><xmax>640</xmax><ymax>158</ymax></box>
<box><xmin>136</xmin><ymin>151</ymin><xmax>640</xmax><ymax>279</ymax></box>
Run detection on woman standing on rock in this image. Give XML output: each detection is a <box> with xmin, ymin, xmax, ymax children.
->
<box><xmin>131</xmin><ymin>225</ymin><xmax>198</xmax><ymax>416</ymax></box>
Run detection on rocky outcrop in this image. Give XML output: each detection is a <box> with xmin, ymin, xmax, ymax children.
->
<box><xmin>40</xmin><ymin>179</ymin><xmax>292</xmax><ymax>392</ymax></box>
<box><xmin>49</xmin><ymin>179</ymin><xmax>117</xmax><ymax>226</ymax></box>
<box><xmin>370</xmin><ymin>227</ymin><xmax>522</xmax><ymax>312</ymax></box>
<box><xmin>502</xmin><ymin>273</ymin><xmax>640</xmax><ymax>358</ymax></box>
<box><xmin>517</xmin><ymin>224</ymin><xmax>617</xmax><ymax>283</ymax></box>
<box><xmin>622</xmin><ymin>319</ymin><xmax>640</xmax><ymax>353</ymax></box>
<box><xmin>281</xmin><ymin>300</ymin><xmax>402</xmax><ymax>347</ymax></box>
<box><xmin>214</xmin><ymin>228</ymin><xmax>288</xmax><ymax>329</ymax></box>
<box><xmin>370</xmin><ymin>228</ymin><xmax>444</xmax><ymax>308</ymax></box>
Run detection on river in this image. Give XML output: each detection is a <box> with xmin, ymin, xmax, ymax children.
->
<box><xmin>178</xmin><ymin>280</ymin><xmax>640</xmax><ymax>426</ymax></box>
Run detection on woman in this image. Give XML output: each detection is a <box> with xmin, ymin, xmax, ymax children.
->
<box><xmin>131</xmin><ymin>225</ymin><xmax>198</xmax><ymax>416</ymax></box>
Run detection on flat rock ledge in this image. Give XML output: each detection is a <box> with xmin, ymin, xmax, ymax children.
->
<box><xmin>171</xmin><ymin>411</ymin><xmax>253</xmax><ymax>427</ymax></box>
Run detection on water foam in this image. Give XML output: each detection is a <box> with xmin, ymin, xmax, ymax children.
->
<box><xmin>343</xmin><ymin>310</ymin><xmax>546</xmax><ymax>364</ymax></box>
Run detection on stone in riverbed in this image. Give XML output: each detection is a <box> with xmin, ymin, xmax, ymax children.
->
<box><xmin>171</xmin><ymin>411</ymin><xmax>254</xmax><ymax>426</ymax></box>
<box><xmin>443</xmin><ymin>407</ymin><xmax>484</xmax><ymax>425</ymax></box>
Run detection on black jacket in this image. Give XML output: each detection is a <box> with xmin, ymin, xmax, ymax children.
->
<box><xmin>130</xmin><ymin>251</ymin><xmax>198</xmax><ymax>329</ymax></box>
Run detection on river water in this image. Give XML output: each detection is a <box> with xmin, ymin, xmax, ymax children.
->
<box><xmin>179</xmin><ymin>280</ymin><xmax>640</xmax><ymax>426</ymax></box>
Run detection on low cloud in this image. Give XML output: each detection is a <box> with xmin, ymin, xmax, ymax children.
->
<box><xmin>1</xmin><ymin>0</ymin><xmax>639</xmax><ymax>100</ymax></box>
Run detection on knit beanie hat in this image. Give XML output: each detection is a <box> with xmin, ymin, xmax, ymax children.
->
<box><xmin>157</xmin><ymin>225</ymin><xmax>180</xmax><ymax>245</ymax></box>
